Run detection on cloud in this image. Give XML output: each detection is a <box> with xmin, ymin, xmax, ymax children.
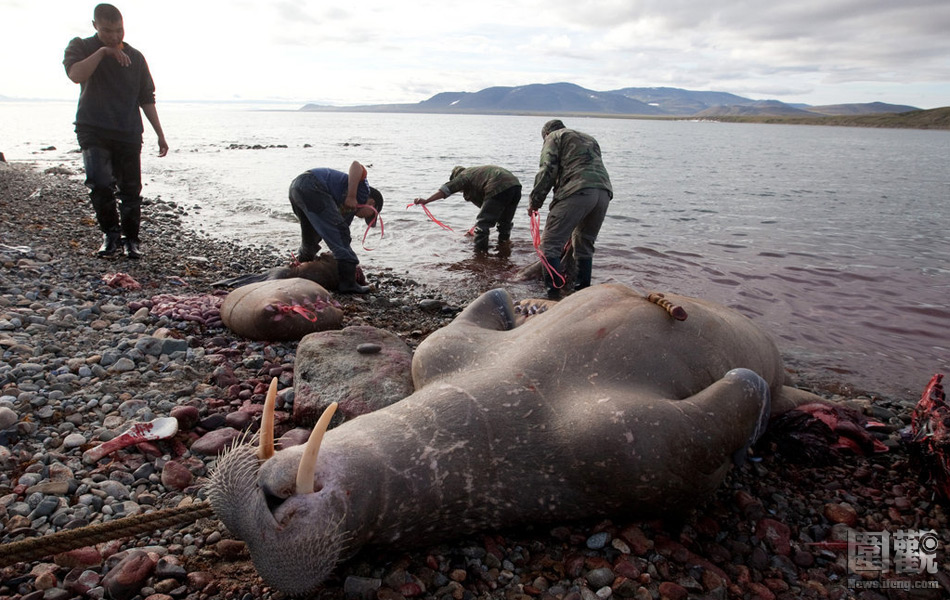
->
<box><xmin>1</xmin><ymin>0</ymin><xmax>948</xmax><ymax>107</ymax></box>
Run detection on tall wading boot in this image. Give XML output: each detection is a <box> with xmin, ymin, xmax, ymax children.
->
<box><xmin>337</xmin><ymin>260</ymin><xmax>370</xmax><ymax>294</ymax></box>
<box><xmin>543</xmin><ymin>255</ymin><xmax>563</xmax><ymax>300</ymax></box>
<box><xmin>575</xmin><ymin>258</ymin><xmax>593</xmax><ymax>291</ymax></box>
<box><xmin>91</xmin><ymin>188</ymin><xmax>122</xmax><ymax>257</ymax></box>
<box><xmin>97</xmin><ymin>231</ymin><xmax>122</xmax><ymax>257</ymax></box>
<box><xmin>473</xmin><ymin>227</ymin><xmax>490</xmax><ymax>253</ymax></box>
<box><xmin>120</xmin><ymin>199</ymin><xmax>143</xmax><ymax>259</ymax></box>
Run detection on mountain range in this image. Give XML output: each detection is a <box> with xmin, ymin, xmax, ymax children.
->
<box><xmin>300</xmin><ymin>82</ymin><xmax>920</xmax><ymax>118</ymax></box>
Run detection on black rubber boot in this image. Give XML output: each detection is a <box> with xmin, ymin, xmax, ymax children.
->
<box><xmin>543</xmin><ymin>255</ymin><xmax>563</xmax><ymax>300</ymax></box>
<box><xmin>119</xmin><ymin>198</ymin><xmax>143</xmax><ymax>259</ymax></box>
<box><xmin>97</xmin><ymin>231</ymin><xmax>122</xmax><ymax>257</ymax></box>
<box><xmin>575</xmin><ymin>258</ymin><xmax>593</xmax><ymax>291</ymax></box>
<box><xmin>123</xmin><ymin>238</ymin><xmax>142</xmax><ymax>259</ymax></box>
<box><xmin>337</xmin><ymin>260</ymin><xmax>370</xmax><ymax>294</ymax></box>
<box><xmin>473</xmin><ymin>227</ymin><xmax>490</xmax><ymax>253</ymax></box>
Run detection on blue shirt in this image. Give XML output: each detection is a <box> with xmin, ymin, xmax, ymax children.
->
<box><xmin>307</xmin><ymin>168</ymin><xmax>370</xmax><ymax>208</ymax></box>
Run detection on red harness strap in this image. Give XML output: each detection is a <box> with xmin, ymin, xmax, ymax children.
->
<box><xmin>360</xmin><ymin>205</ymin><xmax>384</xmax><ymax>251</ymax></box>
<box><xmin>530</xmin><ymin>210</ymin><xmax>565</xmax><ymax>288</ymax></box>
<box><xmin>407</xmin><ymin>202</ymin><xmax>454</xmax><ymax>232</ymax></box>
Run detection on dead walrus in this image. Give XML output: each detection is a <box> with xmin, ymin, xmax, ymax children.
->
<box><xmin>219</xmin><ymin>277</ymin><xmax>343</xmax><ymax>341</ymax></box>
<box><xmin>212</xmin><ymin>253</ymin><xmax>366</xmax><ymax>291</ymax></box>
<box><xmin>208</xmin><ymin>284</ymin><xmax>823</xmax><ymax>595</ymax></box>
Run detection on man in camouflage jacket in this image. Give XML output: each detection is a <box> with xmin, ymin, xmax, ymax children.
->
<box><xmin>414</xmin><ymin>165</ymin><xmax>522</xmax><ymax>252</ymax></box>
<box><xmin>529</xmin><ymin>119</ymin><xmax>612</xmax><ymax>298</ymax></box>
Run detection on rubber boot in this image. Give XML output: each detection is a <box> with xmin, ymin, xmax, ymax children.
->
<box><xmin>120</xmin><ymin>199</ymin><xmax>143</xmax><ymax>259</ymax></box>
<box><xmin>473</xmin><ymin>227</ymin><xmax>490</xmax><ymax>253</ymax></box>
<box><xmin>97</xmin><ymin>231</ymin><xmax>122</xmax><ymax>257</ymax></box>
<box><xmin>575</xmin><ymin>258</ymin><xmax>593</xmax><ymax>291</ymax></box>
<box><xmin>497</xmin><ymin>224</ymin><xmax>512</xmax><ymax>245</ymax></box>
<box><xmin>337</xmin><ymin>260</ymin><xmax>370</xmax><ymax>294</ymax></box>
<box><xmin>91</xmin><ymin>188</ymin><xmax>122</xmax><ymax>257</ymax></box>
<box><xmin>543</xmin><ymin>255</ymin><xmax>563</xmax><ymax>300</ymax></box>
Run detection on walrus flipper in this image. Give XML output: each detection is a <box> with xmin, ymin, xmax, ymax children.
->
<box><xmin>211</xmin><ymin>273</ymin><xmax>269</xmax><ymax>288</ymax></box>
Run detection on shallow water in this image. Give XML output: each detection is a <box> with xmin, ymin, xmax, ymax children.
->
<box><xmin>3</xmin><ymin>101</ymin><xmax>948</xmax><ymax>399</ymax></box>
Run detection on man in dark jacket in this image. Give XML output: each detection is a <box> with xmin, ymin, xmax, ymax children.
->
<box><xmin>289</xmin><ymin>161</ymin><xmax>384</xmax><ymax>294</ymax></box>
<box><xmin>64</xmin><ymin>3</ymin><xmax>168</xmax><ymax>259</ymax></box>
<box><xmin>529</xmin><ymin>119</ymin><xmax>612</xmax><ymax>298</ymax></box>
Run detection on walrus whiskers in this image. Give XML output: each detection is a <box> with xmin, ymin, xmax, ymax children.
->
<box><xmin>295</xmin><ymin>402</ymin><xmax>338</xmax><ymax>495</ymax></box>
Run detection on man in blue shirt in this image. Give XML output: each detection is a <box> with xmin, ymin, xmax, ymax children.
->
<box><xmin>289</xmin><ymin>161</ymin><xmax>384</xmax><ymax>294</ymax></box>
<box><xmin>63</xmin><ymin>3</ymin><xmax>168</xmax><ymax>259</ymax></box>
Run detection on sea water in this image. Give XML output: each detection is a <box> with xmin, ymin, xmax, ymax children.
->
<box><xmin>2</xmin><ymin>100</ymin><xmax>948</xmax><ymax>400</ymax></box>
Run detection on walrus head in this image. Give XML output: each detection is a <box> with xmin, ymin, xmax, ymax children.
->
<box><xmin>208</xmin><ymin>380</ymin><xmax>350</xmax><ymax>594</ymax></box>
<box><xmin>208</xmin><ymin>285</ymin><xmax>820</xmax><ymax>595</ymax></box>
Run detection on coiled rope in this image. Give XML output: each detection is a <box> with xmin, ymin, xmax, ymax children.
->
<box><xmin>0</xmin><ymin>501</ymin><xmax>214</xmax><ymax>567</ymax></box>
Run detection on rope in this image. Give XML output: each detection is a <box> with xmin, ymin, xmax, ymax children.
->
<box><xmin>406</xmin><ymin>202</ymin><xmax>454</xmax><ymax>232</ymax></box>
<box><xmin>529</xmin><ymin>210</ymin><xmax>565</xmax><ymax>288</ymax></box>
<box><xmin>0</xmin><ymin>501</ymin><xmax>214</xmax><ymax>567</ymax></box>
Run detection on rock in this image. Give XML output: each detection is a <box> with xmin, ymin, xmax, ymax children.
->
<box><xmin>170</xmin><ymin>405</ymin><xmax>200</xmax><ymax>430</ymax></box>
<box><xmin>0</xmin><ymin>405</ymin><xmax>17</xmax><ymax>429</ymax></box>
<box><xmin>190</xmin><ymin>428</ymin><xmax>241</xmax><ymax>456</ymax></box>
<box><xmin>293</xmin><ymin>326</ymin><xmax>413</xmax><ymax>425</ymax></box>
<box><xmin>755</xmin><ymin>519</ymin><xmax>791</xmax><ymax>556</ymax></box>
<box><xmin>823</xmin><ymin>502</ymin><xmax>858</xmax><ymax>526</ymax></box>
<box><xmin>657</xmin><ymin>581</ymin><xmax>688</xmax><ymax>600</ymax></box>
<box><xmin>101</xmin><ymin>550</ymin><xmax>156</xmax><ymax>600</ymax></box>
<box><xmin>160</xmin><ymin>460</ymin><xmax>194</xmax><ymax>491</ymax></box>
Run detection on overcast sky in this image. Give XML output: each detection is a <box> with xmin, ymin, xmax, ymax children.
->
<box><xmin>3</xmin><ymin>0</ymin><xmax>949</xmax><ymax>109</ymax></box>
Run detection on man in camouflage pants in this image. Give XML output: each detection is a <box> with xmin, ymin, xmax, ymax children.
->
<box><xmin>413</xmin><ymin>165</ymin><xmax>522</xmax><ymax>253</ymax></box>
<box><xmin>529</xmin><ymin>119</ymin><xmax>613</xmax><ymax>298</ymax></box>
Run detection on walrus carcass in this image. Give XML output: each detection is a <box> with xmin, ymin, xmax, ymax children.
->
<box><xmin>208</xmin><ymin>284</ymin><xmax>822</xmax><ymax>595</ymax></box>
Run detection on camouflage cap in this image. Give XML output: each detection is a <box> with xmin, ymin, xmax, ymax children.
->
<box><xmin>541</xmin><ymin>119</ymin><xmax>566</xmax><ymax>138</ymax></box>
<box><xmin>450</xmin><ymin>166</ymin><xmax>466</xmax><ymax>180</ymax></box>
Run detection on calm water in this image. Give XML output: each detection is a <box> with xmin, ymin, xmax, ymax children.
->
<box><xmin>3</xmin><ymin>101</ymin><xmax>949</xmax><ymax>400</ymax></box>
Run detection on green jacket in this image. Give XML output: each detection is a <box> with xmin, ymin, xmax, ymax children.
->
<box><xmin>530</xmin><ymin>128</ymin><xmax>612</xmax><ymax>209</ymax></box>
<box><xmin>440</xmin><ymin>166</ymin><xmax>521</xmax><ymax>208</ymax></box>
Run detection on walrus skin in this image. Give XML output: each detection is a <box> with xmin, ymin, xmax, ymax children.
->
<box><xmin>208</xmin><ymin>284</ymin><xmax>823</xmax><ymax>595</ymax></box>
<box><xmin>219</xmin><ymin>277</ymin><xmax>343</xmax><ymax>341</ymax></box>
<box><xmin>212</xmin><ymin>253</ymin><xmax>366</xmax><ymax>290</ymax></box>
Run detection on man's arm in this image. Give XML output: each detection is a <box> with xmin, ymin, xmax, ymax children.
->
<box><xmin>343</xmin><ymin>160</ymin><xmax>367</xmax><ymax>211</ymax></box>
<box><xmin>141</xmin><ymin>104</ymin><xmax>169</xmax><ymax>157</ymax></box>
<box><xmin>413</xmin><ymin>188</ymin><xmax>447</xmax><ymax>205</ymax></box>
<box><xmin>66</xmin><ymin>46</ymin><xmax>131</xmax><ymax>83</ymax></box>
<box><xmin>529</xmin><ymin>137</ymin><xmax>559</xmax><ymax>212</ymax></box>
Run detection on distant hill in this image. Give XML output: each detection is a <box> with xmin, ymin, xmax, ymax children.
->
<box><xmin>416</xmin><ymin>83</ymin><xmax>664</xmax><ymax>115</ymax></box>
<box><xmin>695</xmin><ymin>101</ymin><xmax>819</xmax><ymax>118</ymax></box>
<box><xmin>300</xmin><ymin>82</ymin><xmax>928</xmax><ymax>121</ymax></box>
<box><xmin>701</xmin><ymin>106</ymin><xmax>950</xmax><ymax>130</ymax></box>
<box><xmin>609</xmin><ymin>87</ymin><xmax>759</xmax><ymax>114</ymax></box>
<box><xmin>806</xmin><ymin>101</ymin><xmax>921</xmax><ymax>116</ymax></box>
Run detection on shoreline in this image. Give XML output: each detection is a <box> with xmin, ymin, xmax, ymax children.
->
<box><xmin>1</xmin><ymin>163</ymin><xmax>947</xmax><ymax>599</ymax></box>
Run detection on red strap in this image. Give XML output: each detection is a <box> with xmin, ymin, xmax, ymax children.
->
<box><xmin>273</xmin><ymin>302</ymin><xmax>319</xmax><ymax>322</ymax></box>
<box><xmin>530</xmin><ymin>210</ymin><xmax>565</xmax><ymax>288</ymax></box>
<box><xmin>407</xmin><ymin>202</ymin><xmax>454</xmax><ymax>232</ymax></box>
<box><xmin>361</xmin><ymin>205</ymin><xmax>384</xmax><ymax>251</ymax></box>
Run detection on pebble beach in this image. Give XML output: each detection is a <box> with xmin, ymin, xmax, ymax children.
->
<box><xmin>1</xmin><ymin>162</ymin><xmax>948</xmax><ymax>600</ymax></box>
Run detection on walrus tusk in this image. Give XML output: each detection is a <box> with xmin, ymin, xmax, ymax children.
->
<box><xmin>257</xmin><ymin>378</ymin><xmax>278</xmax><ymax>460</ymax></box>
<box><xmin>647</xmin><ymin>292</ymin><xmax>688</xmax><ymax>321</ymax></box>
<box><xmin>295</xmin><ymin>402</ymin><xmax>338</xmax><ymax>495</ymax></box>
